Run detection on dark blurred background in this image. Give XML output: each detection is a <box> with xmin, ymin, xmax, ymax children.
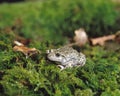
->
<box><xmin>0</xmin><ymin>0</ymin><xmax>24</xmax><ymax>3</ymax></box>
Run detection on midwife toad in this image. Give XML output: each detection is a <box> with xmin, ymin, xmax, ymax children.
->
<box><xmin>47</xmin><ymin>46</ymin><xmax>86</xmax><ymax>70</ymax></box>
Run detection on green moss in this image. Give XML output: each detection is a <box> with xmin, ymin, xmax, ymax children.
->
<box><xmin>0</xmin><ymin>31</ymin><xmax>120</xmax><ymax>95</ymax></box>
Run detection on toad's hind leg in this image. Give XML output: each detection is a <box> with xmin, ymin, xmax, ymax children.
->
<box><xmin>78</xmin><ymin>52</ymin><xmax>86</xmax><ymax>66</ymax></box>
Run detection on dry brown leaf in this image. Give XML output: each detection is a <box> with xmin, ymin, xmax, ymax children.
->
<box><xmin>13</xmin><ymin>46</ymin><xmax>38</xmax><ymax>58</ymax></box>
<box><xmin>14</xmin><ymin>40</ymin><xmax>24</xmax><ymax>46</ymax></box>
<box><xmin>90</xmin><ymin>35</ymin><xmax>115</xmax><ymax>46</ymax></box>
<box><xmin>115</xmin><ymin>31</ymin><xmax>120</xmax><ymax>44</ymax></box>
<box><xmin>73</xmin><ymin>28</ymin><xmax>88</xmax><ymax>46</ymax></box>
<box><xmin>13</xmin><ymin>41</ymin><xmax>39</xmax><ymax>58</ymax></box>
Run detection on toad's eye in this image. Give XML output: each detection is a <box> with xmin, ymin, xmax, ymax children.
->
<box><xmin>55</xmin><ymin>53</ymin><xmax>60</xmax><ymax>57</ymax></box>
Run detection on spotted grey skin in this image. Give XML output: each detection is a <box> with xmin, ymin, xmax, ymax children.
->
<box><xmin>47</xmin><ymin>46</ymin><xmax>86</xmax><ymax>70</ymax></box>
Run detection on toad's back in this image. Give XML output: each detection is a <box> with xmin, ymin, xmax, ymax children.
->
<box><xmin>56</xmin><ymin>47</ymin><xmax>79</xmax><ymax>58</ymax></box>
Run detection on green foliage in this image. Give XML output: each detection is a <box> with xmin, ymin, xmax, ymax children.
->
<box><xmin>0</xmin><ymin>2</ymin><xmax>66</xmax><ymax>43</ymax></box>
<box><xmin>0</xmin><ymin>0</ymin><xmax>119</xmax><ymax>42</ymax></box>
<box><xmin>39</xmin><ymin>0</ymin><xmax>118</xmax><ymax>37</ymax></box>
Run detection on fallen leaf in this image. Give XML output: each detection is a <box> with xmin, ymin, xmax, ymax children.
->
<box><xmin>14</xmin><ymin>40</ymin><xmax>24</xmax><ymax>46</ymax></box>
<box><xmin>115</xmin><ymin>31</ymin><xmax>120</xmax><ymax>44</ymax></box>
<box><xmin>13</xmin><ymin>41</ymin><xmax>39</xmax><ymax>58</ymax></box>
<box><xmin>13</xmin><ymin>46</ymin><xmax>39</xmax><ymax>58</ymax></box>
<box><xmin>90</xmin><ymin>35</ymin><xmax>115</xmax><ymax>46</ymax></box>
<box><xmin>73</xmin><ymin>28</ymin><xmax>88</xmax><ymax>46</ymax></box>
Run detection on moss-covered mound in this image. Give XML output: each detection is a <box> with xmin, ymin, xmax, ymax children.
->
<box><xmin>0</xmin><ymin>30</ymin><xmax>120</xmax><ymax>96</ymax></box>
